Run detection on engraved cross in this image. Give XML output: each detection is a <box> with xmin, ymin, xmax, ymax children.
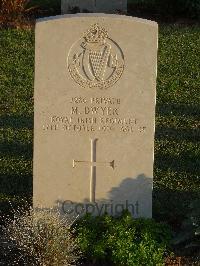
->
<box><xmin>73</xmin><ymin>138</ymin><xmax>115</xmax><ymax>202</ymax></box>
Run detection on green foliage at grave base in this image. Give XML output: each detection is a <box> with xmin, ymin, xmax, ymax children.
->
<box><xmin>172</xmin><ymin>198</ymin><xmax>200</xmax><ymax>256</ymax></box>
<box><xmin>74</xmin><ymin>211</ymin><xmax>172</xmax><ymax>266</ymax></box>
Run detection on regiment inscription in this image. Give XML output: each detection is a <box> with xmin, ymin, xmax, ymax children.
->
<box><xmin>68</xmin><ymin>24</ymin><xmax>124</xmax><ymax>89</ymax></box>
<box><xmin>42</xmin><ymin>96</ymin><xmax>146</xmax><ymax>134</ymax></box>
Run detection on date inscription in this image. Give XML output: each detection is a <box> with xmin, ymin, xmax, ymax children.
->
<box><xmin>42</xmin><ymin>96</ymin><xmax>147</xmax><ymax>134</ymax></box>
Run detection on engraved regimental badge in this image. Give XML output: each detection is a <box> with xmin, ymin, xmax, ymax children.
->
<box><xmin>68</xmin><ymin>24</ymin><xmax>125</xmax><ymax>89</ymax></box>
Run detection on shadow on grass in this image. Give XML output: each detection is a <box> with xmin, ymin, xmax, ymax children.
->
<box><xmin>0</xmin><ymin>173</ymin><xmax>32</xmax><ymax>224</ymax></box>
<box><xmin>0</xmin><ymin>174</ymin><xmax>32</xmax><ymax>196</ymax></box>
<box><xmin>155</xmin><ymin>151</ymin><xmax>199</xmax><ymax>176</ymax></box>
<box><xmin>156</xmin><ymin>127</ymin><xmax>199</xmax><ymax>141</ymax></box>
<box><xmin>0</xmin><ymin>114</ymin><xmax>33</xmax><ymax>220</ymax></box>
<box><xmin>0</xmin><ymin>114</ymin><xmax>33</xmax><ymax>129</ymax></box>
<box><xmin>153</xmin><ymin>186</ymin><xmax>200</xmax><ymax>231</ymax></box>
<box><xmin>154</xmin><ymin>102</ymin><xmax>200</xmax><ymax>229</ymax></box>
<box><xmin>0</xmin><ymin>142</ymin><xmax>32</xmax><ymax>159</ymax></box>
<box><xmin>156</xmin><ymin>103</ymin><xmax>200</xmax><ymax>117</ymax></box>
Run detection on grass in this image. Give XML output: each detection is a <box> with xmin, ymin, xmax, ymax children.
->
<box><xmin>155</xmin><ymin>26</ymin><xmax>200</xmax><ymax>189</ymax></box>
<box><xmin>0</xmin><ymin>25</ymin><xmax>200</xmax><ymax>226</ymax></box>
<box><xmin>154</xmin><ymin>25</ymin><xmax>200</xmax><ymax>226</ymax></box>
<box><xmin>0</xmin><ymin>30</ymin><xmax>34</xmax><ymax>217</ymax></box>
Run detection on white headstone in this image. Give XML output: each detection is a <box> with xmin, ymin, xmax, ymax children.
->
<box><xmin>33</xmin><ymin>14</ymin><xmax>158</xmax><ymax>218</ymax></box>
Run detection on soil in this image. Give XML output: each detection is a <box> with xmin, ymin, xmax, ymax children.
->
<box><xmin>165</xmin><ymin>256</ymin><xmax>200</xmax><ymax>266</ymax></box>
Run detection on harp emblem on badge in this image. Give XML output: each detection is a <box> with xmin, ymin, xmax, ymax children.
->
<box><xmin>68</xmin><ymin>24</ymin><xmax>124</xmax><ymax>90</ymax></box>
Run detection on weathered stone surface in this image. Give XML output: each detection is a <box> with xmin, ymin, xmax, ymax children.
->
<box><xmin>33</xmin><ymin>14</ymin><xmax>158</xmax><ymax>218</ymax></box>
<box><xmin>61</xmin><ymin>0</ymin><xmax>127</xmax><ymax>14</ymax></box>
